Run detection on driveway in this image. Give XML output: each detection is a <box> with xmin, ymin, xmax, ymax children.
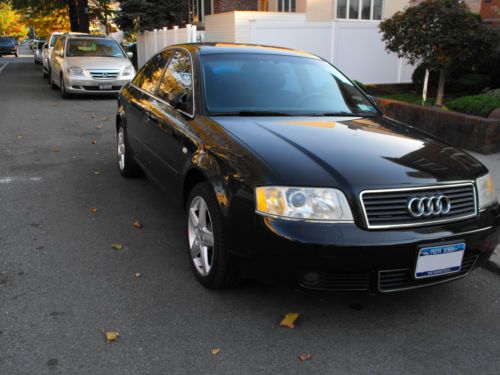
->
<box><xmin>1</xmin><ymin>54</ymin><xmax>499</xmax><ymax>375</ymax></box>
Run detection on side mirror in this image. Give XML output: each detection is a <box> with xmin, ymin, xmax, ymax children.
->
<box><xmin>173</xmin><ymin>92</ymin><xmax>191</xmax><ymax>112</ymax></box>
<box><xmin>127</xmin><ymin>51</ymin><xmax>133</xmax><ymax>59</ymax></box>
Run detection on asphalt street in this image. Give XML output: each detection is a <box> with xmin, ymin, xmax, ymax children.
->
<box><xmin>1</xmin><ymin>50</ymin><xmax>499</xmax><ymax>375</ymax></box>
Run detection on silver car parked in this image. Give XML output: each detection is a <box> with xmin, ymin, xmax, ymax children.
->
<box><xmin>49</xmin><ymin>33</ymin><xmax>135</xmax><ymax>98</ymax></box>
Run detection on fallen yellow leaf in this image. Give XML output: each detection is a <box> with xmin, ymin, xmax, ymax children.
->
<box><xmin>94</xmin><ymin>171</ymin><xmax>100</xmax><ymax>175</ymax></box>
<box><xmin>211</xmin><ymin>348</ymin><xmax>221</xmax><ymax>355</ymax></box>
<box><xmin>91</xmin><ymin>140</ymin><xmax>97</xmax><ymax>145</ymax></box>
<box><xmin>105</xmin><ymin>331</ymin><xmax>119</xmax><ymax>342</ymax></box>
<box><xmin>299</xmin><ymin>353</ymin><xmax>312</xmax><ymax>362</ymax></box>
<box><xmin>133</xmin><ymin>220</ymin><xmax>143</xmax><ymax>229</ymax></box>
<box><xmin>134</xmin><ymin>272</ymin><xmax>141</xmax><ymax>278</ymax></box>
<box><xmin>96</xmin><ymin>124</ymin><xmax>104</xmax><ymax>129</ymax></box>
<box><xmin>89</xmin><ymin>207</ymin><xmax>98</xmax><ymax>213</ymax></box>
<box><xmin>280</xmin><ymin>312</ymin><xmax>300</xmax><ymax>328</ymax></box>
<box><xmin>101</xmin><ymin>116</ymin><xmax>109</xmax><ymax>121</ymax></box>
<box><xmin>111</xmin><ymin>244</ymin><xmax>123</xmax><ymax>250</ymax></box>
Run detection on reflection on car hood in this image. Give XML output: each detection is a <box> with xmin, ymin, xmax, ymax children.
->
<box><xmin>211</xmin><ymin>116</ymin><xmax>487</xmax><ymax>191</ymax></box>
<box><xmin>66</xmin><ymin>56</ymin><xmax>130</xmax><ymax>70</ymax></box>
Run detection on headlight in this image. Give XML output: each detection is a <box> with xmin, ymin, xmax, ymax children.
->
<box><xmin>67</xmin><ymin>66</ymin><xmax>83</xmax><ymax>75</ymax></box>
<box><xmin>255</xmin><ymin>186</ymin><xmax>353</xmax><ymax>222</ymax></box>
<box><xmin>121</xmin><ymin>65</ymin><xmax>135</xmax><ymax>77</ymax></box>
<box><xmin>476</xmin><ymin>173</ymin><xmax>497</xmax><ymax>210</ymax></box>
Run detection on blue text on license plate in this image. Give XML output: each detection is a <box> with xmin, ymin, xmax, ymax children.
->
<box><xmin>415</xmin><ymin>243</ymin><xmax>465</xmax><ymax>279</ymax></box>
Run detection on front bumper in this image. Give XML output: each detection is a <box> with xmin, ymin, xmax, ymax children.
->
<box><xmin>64</xmin><ymin>75</ymin><xmax>131</xmax><ymax>95</ymax></box>
<box><xmin>0</xmin><ymin>48</ymin><xmax>17</xmax><ymax>55</ymax></box>
<box><xmin>228</xmin><ymin>205</ymin><xmax>500</xmax><ymax>293</ymax></box>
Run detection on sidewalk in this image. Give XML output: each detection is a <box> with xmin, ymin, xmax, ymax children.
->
<box><xmin>471</xmin><ymin>151</ymin><xmax>500</xmax><ymax>273</ymax></box>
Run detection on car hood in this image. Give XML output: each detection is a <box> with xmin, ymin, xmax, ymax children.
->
<box><xmin>211</xmin><ymin>116</ymin><xmax>486</xmax><ymax>191</ymax></box>
<box><xmin>65</xmin><ymin>56</ymin><xmax>130</xmax><ymax>70</ymax></box>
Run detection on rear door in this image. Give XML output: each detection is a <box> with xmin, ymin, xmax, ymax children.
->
<box><xmin>124</xmin><ymin>51</ymin><xmax>172</xmax><ymax>171</ymax></box>
<box><xmin>145</xmin><ymin>49</ymin><xmax>195</xmax><ymax>195</ymax></box>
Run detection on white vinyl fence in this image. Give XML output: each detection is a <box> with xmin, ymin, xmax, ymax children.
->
<box><xmin>205</xmin><ymin>12</ymin><xmax>414</xmax><ymax>84</ymax></box>
<box><xmin>136</xmin><ymin>25</ymin><xmax>205</xmax><ymax>68</ymax></box>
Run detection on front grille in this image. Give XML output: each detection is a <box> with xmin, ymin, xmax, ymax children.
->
<box><xmin>300</xmin><ymin>272</ymin><xmax>371</xmax><ymax>291</ymax></box>
<box><xmin>89</xmin><ymin>71</ymin><xmax>119</xmax><ymax>80</ymax></box>
<box><xmin>361</xmin><ymin>183</ymin><xmax>477</xmax><ymax>229</ymax></box>
<box><xmin>378</xmin><ymin>255</ymin><xmax>477</xmax><ymax>292</ymax></box>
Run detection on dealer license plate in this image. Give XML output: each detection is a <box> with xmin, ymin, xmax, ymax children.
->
<box><xmin>99</xmin><ymin>83</ymin><xmax>112</xmax><ymax>90</ymax></box>
<box><xmin>415</xmin><ymin>243</ymin><xmax>465</xmax><ymax>279</ymax></box>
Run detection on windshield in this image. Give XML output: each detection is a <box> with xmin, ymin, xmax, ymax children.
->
<box><xmin>49</xmin><ymin>35</ymin><xmax>61</xmax><ymax>47</ymax></box>
<box><xmin>0</xmin><ymin>39</ymin><xmax>15</xmax><ymax>46</ymax></box>
<box><xmin>66</xmin><ymin>38</ymin><xmax>124</xmax><ymax>58</ymax></box>
<box><xmin>202</xmin><ymin>53</ymin><xmax>378</xmax><ymax>116</ymax></box>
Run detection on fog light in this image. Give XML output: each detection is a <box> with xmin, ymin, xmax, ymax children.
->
<box><xmin>302</xmin><ymin>272</ymin><xmax>321</xmax><ymax>286</ymax></box>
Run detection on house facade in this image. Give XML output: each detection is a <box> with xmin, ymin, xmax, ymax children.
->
<box><xmin>189</xmin><ymin>0</ymin><xmax>411</xmax><ymax>23</ymax></box>
<box><xmin>481</xmin><ymin>0</ymin><xmax>500</xmax><ymax>29</ymax></box>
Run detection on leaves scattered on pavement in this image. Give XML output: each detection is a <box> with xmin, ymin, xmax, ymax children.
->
<box><xmin>105</xmin><ymin>331</ymin><xmax>119</xmax><ymax>343</ymax></box>
<box><xmin>280</xmin><ymin>313</ymin><xmax>300</xmax><ymax>328</ymax></box>
<box><xmin>133</xmin><ymin>220</ymin><xmax>143</xmax><ymax>229</ymax></box>
<box><xmin>96</xmin><ymin>124</ymin><xmax>104</xmax><ymax>129</ymax></box>
<box><xmin>111</xmin><ymin>244</ymin><xmax>123</xmax><ymax>250</ymax></box>
<box><xmin>134</xmin><ymin>273</ymin><xmax>142</xmax><ymax>278</ymax></box>
<box><xmin>52</xmin><ymin>147</ymin><xmax>61</xmax><ymax>152</ymax></box>
<box><xmin>93</xmin><ymin>171</ymin><xmax>100</xmax><ymax>175</ymax></box>
<box><xmin>299</xmin><ymin>354</ymin><xmax>312</xmax><ymax>362</ymax></box>
<box><xmin>101</xmin><ymin>116</ymin><xmax>109</xmax><ymax>121</ymax></box>
<box><xmin>211</xmin><ymin>348</ymin><xmax>221</xmax><ymax>355</ymax></box>
<box><xmin>91</xmin><ymin>139</ymin><xmax>97</xmax><ymax>145</ymax></box>
<box><xmin>89</xmin><ymin>207</ymin><xmax>98</xmax><ymax>213</ymax></box>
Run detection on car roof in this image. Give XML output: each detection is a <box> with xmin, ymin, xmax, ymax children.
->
<box><xmin>64</xmin><ymin>33</ymin><xmax>107</xmax><ymax>39</ymax></box>
<box><xmin>175</xmin><ymin>43</ymin><xmax>320</xmax><ymax>59</ymax></box>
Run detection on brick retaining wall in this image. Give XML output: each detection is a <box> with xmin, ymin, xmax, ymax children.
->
<box><xmin>375</xmin><ymin>98</ymin><xmax>500</xmax><ymax>154</ymax></box>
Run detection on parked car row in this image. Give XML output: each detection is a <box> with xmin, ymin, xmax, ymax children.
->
<box><xmin>36</xmin><ymin>32</ymin><xmax>136</xmax><ymax>98</ymax></box>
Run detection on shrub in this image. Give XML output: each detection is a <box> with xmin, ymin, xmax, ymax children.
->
<box><xmin>485</xmin><ymin>89</ymin><xmax>500</xmax><ymax>99</ymax></box>
<box><xmin>446</xmin><ymin>94</ymin><xmax>500</xmax><ymax>117</ymax></box>
<box><xmin>452</xmin><ymin>74</ymin><xmax>491</xmax><ymax>94</ymax></box>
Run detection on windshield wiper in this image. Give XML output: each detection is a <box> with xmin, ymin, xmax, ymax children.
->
<box><xmin>210</xmin><ymin>111</ymin><xmax>294</xmax><ymax>116</ymax></box>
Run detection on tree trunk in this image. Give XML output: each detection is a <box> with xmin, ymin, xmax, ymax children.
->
<box><xmin>77</xmin><ymin>0</ymin><xmax>90</xmax><ymax>33</ymax></box>
<box><xmin>68</xmin><ymin>0</ymin><xmax>79</xmax><ymax>32</ymax></box>
<box><xmin>435</xmin><ymin>69</ymin><xmax>446</xmax><ymax>106</ymax></box>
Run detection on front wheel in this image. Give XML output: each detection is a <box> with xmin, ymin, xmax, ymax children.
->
<box><xmin>60</xmin><ymin>74</ymin><xmax>70</xmax><ymax>98</ymax></box>
<box><xmin>186</xmin><ymin>183</ymin><xmax>239</xmax><ymax>289</ymax></box>
<box><xmin>49</xmin><ymin>71</ymin><xmax>57</xmax><ymax>89</ymax></box>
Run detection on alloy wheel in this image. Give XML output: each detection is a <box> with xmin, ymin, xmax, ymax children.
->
<box><xmin>117</xmin><ymin>128</ymin><xmax>126</xmax><ymax>171</ymax></box>
<box><xmin>188</xmin><ymin>196</ymin><xmax>215</xmax><ymax>276</ymax></box>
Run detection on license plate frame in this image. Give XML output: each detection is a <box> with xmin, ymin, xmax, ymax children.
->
<box><xmin>99</xmin><ymin>83</ymin><xmax>113</xmax><ymax>90</ymax></box>
<box><xmin>414</xmin><ymin>242</ymin><xmax>465</xmax><ymax>279</ymax></box>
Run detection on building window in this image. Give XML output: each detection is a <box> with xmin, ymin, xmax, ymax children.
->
<box><xmin>277</xmin><ymin>0</ymin><xmax>296</xmax><ymax>12</ymax></box>
<box><xmin>337</xmin><ymin>0</ymin><xmax>383</xmax><ymax>20</ymax></box>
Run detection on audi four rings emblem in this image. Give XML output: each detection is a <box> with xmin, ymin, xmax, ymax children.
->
<box><xmin>407</xmin><ymin>195</ymin><xmax>452</xmax><ymax>217</ymax></box>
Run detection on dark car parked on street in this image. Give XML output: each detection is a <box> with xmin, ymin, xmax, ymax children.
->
<box><xmin>116</xmin><ymin>43</ymin><xmax>500</xmax><ymax>292</ymax></box>
<box><xmin>0</xmin><ymin>37</ymin><xmax>18</xmax><ymax>57</ymax></box>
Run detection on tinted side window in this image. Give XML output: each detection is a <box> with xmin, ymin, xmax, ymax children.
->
<box><xmin>158</xmin><ymin>50</ymin><xmax>193</xmax><ymax>113</ymax></box>
<box><xmin>134</xmin><ymin>52</ymin><xmax>171</xmax><ymax>94</ymax></box>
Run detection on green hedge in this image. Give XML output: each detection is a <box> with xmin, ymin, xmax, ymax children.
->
<box><xmin>446</xmin><ymin>94</ymin><xmax>500</xmax><ymax>117</ymax></box>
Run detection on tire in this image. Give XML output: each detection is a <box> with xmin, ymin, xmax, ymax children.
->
<box><xmin>60</xmin><ymin>74</ymin><xmax>70</xmax><ymax>99</ymax></box>
<box><xmin>116</xmin><ymin>124</ymin><xmax>142</xmax><ymax>177</ymax></box>
<box><xmin>186</xmin><ymin>182</ymin><xmax>239</xmax><ymax>289</ymax></box>
<box><xmin>50</xmin><ymin>70</ymin><xmax>57</xmax><ymax>89</ymax></box>
<box><xmin>42</xmin><ymin>66</ymin><xmax>47</xmax><ymax>78</ymax></box>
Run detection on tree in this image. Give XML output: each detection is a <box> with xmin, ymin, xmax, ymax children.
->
<box><xmin>379</xmin><ymin>0</ymin><xmax>498</xmax><ymax>106</ymax></box>
<box><xmin>88</xmin><ymin>0</ymin><xmax>115</xmax><ymax>34</ymax></box>
<box><xmin>10</xmin><ymin>0</ymin><xmax>89</xmax><ymax>33</ymax></box>
<box><xmin>0</xmin><ymin>1</ymin><xmax>28</xmax><ymax>38</ymax></box>
<box><xmin>115</xmin><ymin>0</ymin><xmax>188</xmax><ymax>33</ymax></box>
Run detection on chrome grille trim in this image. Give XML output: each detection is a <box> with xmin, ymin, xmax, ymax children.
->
<box><xmin>360</xmin><ymin>182</ymin><xmax>477</xmax><ymax>229</ymax></box>
<box><xmin>88</xmin><ymin>70</ymin><xmax>120</xmax><ymax>80</ymax></box>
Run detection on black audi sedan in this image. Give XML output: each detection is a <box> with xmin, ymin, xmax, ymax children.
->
<box><xmin>116</xmin><ymin>43</ymin><xmax>500</xmax><ymax>292</ymax></box>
